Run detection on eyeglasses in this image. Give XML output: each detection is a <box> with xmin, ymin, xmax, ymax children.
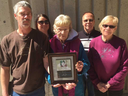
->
<box><xmin>84</xmin><ymin>19</ymin><xmax>93</xmax><ymax>22</ymax></box>
<box><xmin>102</xmin><ymin>25</ymin><xmax>116</xmax><ymax>29</ymax></box>
<box><xmin>19</xmin><ymin>12</ymin><xmax>31</xmax><ymax>17</ymax></box>
<box><xmin>56</xmin><ymin>28</ymin><xmax>69</xmax><ymax>33</ymax></box>
<box><xmin>38</xmin><ymin>20</ymin><xmax>49</xmax><ymax>25</ymax></box>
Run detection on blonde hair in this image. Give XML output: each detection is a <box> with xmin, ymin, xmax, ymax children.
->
<box><xmin>99</xmin><ymin>15</ymin><xmax>118</xmax><ymax>30</ymax></box>
<box><xmin>53</xmin><ymin>14</ymin><xmax>72</xmax><ymax>31</ymax></box>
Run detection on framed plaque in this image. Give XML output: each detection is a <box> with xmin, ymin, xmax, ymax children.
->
<box><xmin>48</xmin><ymin>52</ymin><xmax>77</xmax><ymax>84</ymax></box>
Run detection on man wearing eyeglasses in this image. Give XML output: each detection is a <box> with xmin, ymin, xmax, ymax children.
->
<box><xmin>78</xmin><ymin>12</ymin><xmax>101</xmax><ymax>96</ymax></box>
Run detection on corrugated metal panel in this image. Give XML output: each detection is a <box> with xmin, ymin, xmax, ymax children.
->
<box><xmin>0</xmin><ymin>0</ymin><xmax>128</xmax><ymax>95</ymax></box>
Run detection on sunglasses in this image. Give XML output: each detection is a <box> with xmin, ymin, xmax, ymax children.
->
<box><xmin>84</xmin><ymin>19</ymin><xmax>93</xmax><ymax>22</ymax></box>
<box><xmin>38</xmin><ymin>20</ymin><xmax>49</xmax><ymax>24</ymax></box>
<box><xmin>102</xmin><ymin>25</ymin><xmax>115</xmax><ymax>29</ymax></box>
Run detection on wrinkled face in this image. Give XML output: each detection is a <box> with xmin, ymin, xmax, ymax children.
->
<box><xmin>37</xmin><ymin>16</ymin><xmax>49</xmax><ymax>34</ymax></box>
<box><xmin>14</xmin><ymin>7</ymin><xmax>32</xmax><ymax>29</ymax></box>
<box><xmin>101</xmin><ymin>21</ymin><xmax>117</xmax><ymax>37</ymax></box>
<box><xmin>82</xmin><ymin>13</ymin><xmax>95</xmax><ymax>33</ymax></box>
<box><xmin>54</xmin><ymin>26</ymin><xmax>70</xmax><ymax>42</ymax></box>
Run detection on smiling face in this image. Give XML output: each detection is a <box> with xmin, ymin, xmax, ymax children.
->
<box><xmin>82</xmin><ymin>13</ymin><xmax>95</xmax><ymax>33</ymax></box>
<box><xmin>99</xmin><ymin>15</ymin><xmax>118</xmax><ymax>41</ymax></box>
<box><xmin>14</xmin><ymin>7</ymin><xmax>32</xmax><ymax>29</ymax></box>
<box><xmin>37</xmin><ymin>16</ymin><xmax>49</xmax><ymax>35</ymax></box>
<box><xmin>54</xmin><ymin>25</ymin><xmax>70</xmax><ymax>43</ymax></box>
<box><xmin>101</xmin><ymin>21</ymin><xmax>117</xmax><ymax>39</ymax></box>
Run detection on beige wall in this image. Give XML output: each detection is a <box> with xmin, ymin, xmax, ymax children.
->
<box><xmin>1</xmin><ymin>0</ymin><xmax>128</xmax><ymax>95</ymax></box>
<box><xmin>0</xmin><ymin>65</ymin><xmax>1</xmax><ymax>95</ymax></box>
<box><xmin>1</xmin><ymin>0</ymin><xmax>128</xmax><ymax>44</ymax></box>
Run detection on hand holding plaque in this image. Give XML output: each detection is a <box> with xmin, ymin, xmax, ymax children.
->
<box><xmin>75</xmin><ymin>61</ymin><xmax>84</xmax><ymax>72</ymax></box>
<box><xmin>61</xmin><ymin>83</ymin><xmax>76</xmax><ymax>90</ymax></box>
<box><xmin>52</xmin><ymin>83</ymin><xmax>61</xmax><ymax>88</ymax></box>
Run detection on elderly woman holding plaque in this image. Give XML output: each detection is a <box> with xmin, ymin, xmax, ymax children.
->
<box><xmin>47</xmin><ymin>14</ymin><xmax>90</xmax><ymax>96</ymax></box>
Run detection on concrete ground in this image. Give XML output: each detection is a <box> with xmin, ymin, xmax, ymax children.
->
<box><xmin>0</xmin><ymin>65</ymin><xmax>128</xmax><ymax>96</ymax></box>
<box><xmin>45</xmin><ymin>80</ymin><xmax>53</xmax><ymax>96</ymax></box>
<box><xmin>123</xmin><ymin>93</ymin><xmax>128</xmax><ymax>96</ymax></box>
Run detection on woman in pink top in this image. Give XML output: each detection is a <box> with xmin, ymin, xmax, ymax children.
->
<box><xmin>88</xmin><ymin>15</ymin><xmax>128</xmax><ymax>96</ymax></box>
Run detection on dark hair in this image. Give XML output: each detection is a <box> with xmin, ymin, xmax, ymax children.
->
<box><xmin>82</xmin><ymin>12</ymin><xmax>95</xmax><ymax>20</ymax></box>
<box><xmin>35</xmin><ymin>14</ymin><xmax>54</xmax><ymax>39</ymax></box>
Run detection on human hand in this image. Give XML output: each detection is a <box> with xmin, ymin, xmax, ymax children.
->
<box><xmin>43</xmin><ymin>56</ymin><xmax>50</xmax><ymax>74</ymax></box>
<box><xmin>105</xmin><ymin>82</ymin><xmax>111</xmax><ymax>89</ymax></box>
<box><xmin>75</xmin><ymin>61</ymin><xmax>83</xmax><ymax>72</ymax></box>
<box><xmin>52</xmin><ymin>84</ymin><xmax>61</xmax><ymax>88</ymax></box>
<box><xmin>61</xmin><ymin>83</ymin><xmax>76</xmax><ymax>90</ymax></box>
<box><xmin>97</xmin><ymin>82</ymin><xmax>108</xmax><ymax>93</ymax></box>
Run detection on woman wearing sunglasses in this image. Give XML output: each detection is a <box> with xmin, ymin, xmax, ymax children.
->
<box><xmin>35</xmin><ymin>14</ymin><xmax>54</xmax><ymax>95</ymax></box>
<box><xmin>35</xmin><ymin>14</ymin><xmax>54</xmax><ymax>39</ymax></box>
<box><xmin>88</xmin><ymin>15</ymin><xmax>128</xmax><ymax>96</ymax></box>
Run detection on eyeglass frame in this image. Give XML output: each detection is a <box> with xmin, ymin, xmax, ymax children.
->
<box><xmin>83</xmin><ymin>19</ymin><xmax>93</xmax><ymax>22</ymax></box>
<box><xmin>37</xmin><ymin>20</ymin><xmax>49</xmax><ymax>25</ymax></box>
<box><xmin>56</xmin><ymin>28</ymin><xmax>70</xmax><ymax>33</ymax></box>
<box><xmin>102</xmin><ymin>24</ymin><xmax>116</xmax><ymax>29</ymax></box>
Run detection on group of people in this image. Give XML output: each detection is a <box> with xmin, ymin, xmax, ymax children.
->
<box><xmin>0</xmin><ymin>1</ymin><xmax>128</xmax><ymax>96</ymax></box>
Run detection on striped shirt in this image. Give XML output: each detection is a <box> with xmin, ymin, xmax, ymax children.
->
<box><xmin>78</xmin><ymin>29</ymin><xmax>101</xmax><ymax>53</ymax></box>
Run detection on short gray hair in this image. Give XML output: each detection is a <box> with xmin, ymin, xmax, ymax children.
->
<box><xmin>13</xmin><ymin>1</ymin><xmax>31</xmax><ymax>14</ymax></box>
<box><xmin>53</xmin><ymin>14</ymin><xmax>72</xmax><ymax>31</ymax></box>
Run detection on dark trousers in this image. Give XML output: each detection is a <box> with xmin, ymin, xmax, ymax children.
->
<box><xmin>94</xmin><ymin>88</ymin><xmax>123</xmax><ymax>96</ymax></box>
<box><xmin>84</xmin><ymin>73</ymin><xmax>95</xmax><ymax>96</ymax></box>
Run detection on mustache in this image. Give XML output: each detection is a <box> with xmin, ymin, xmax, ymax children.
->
<box><xmin>23</xmin><ymin>19</ymin><xmax>30</xmax><ymax>22</ymax></box>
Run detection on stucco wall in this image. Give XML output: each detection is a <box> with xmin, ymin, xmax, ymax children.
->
<box><xmin>0</xmin><ymin>0</ymin><xmax>128</xmax><ymax>95</ymax></box>
<box><xmin>0</xmin><ymin>0</ymin><xmax>128</xmax><ymax>43</ymax></box>
<box><xmin>1</xmin><ymin>0</ymin><xmax>128</xmax><ymax>44</ymax></box>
